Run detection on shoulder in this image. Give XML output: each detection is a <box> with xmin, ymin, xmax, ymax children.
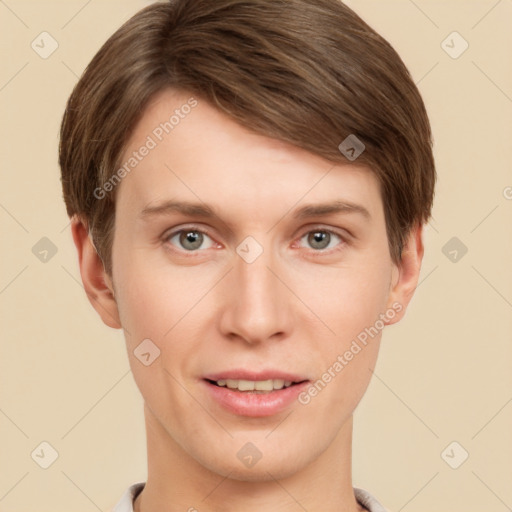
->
<box><xmin>354</xmin><ymin>487</ymin><xmax>389</xmax><ymax>512</ymax></box>
<box><xmin>111</xmin><ymin>482</ymin><xmax>145</xmax><ymax>512</ymax></box>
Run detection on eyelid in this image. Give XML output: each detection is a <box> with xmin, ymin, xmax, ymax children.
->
<box><xmin>296</xmin><ymin>224</ymin><xmax>351</xmax><ymax>241</ymax></box>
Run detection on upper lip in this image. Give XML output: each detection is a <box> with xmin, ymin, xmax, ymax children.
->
<box><xmin>203</xmin><ymin>370</ymin><xmax>309</xmax><ymax>382</ymax></box>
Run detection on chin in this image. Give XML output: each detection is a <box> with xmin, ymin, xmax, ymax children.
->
<box><xmin>193</xmin><ymin>442</ymin><xmax>314</xmax><ymax>483</ymax></box>
<box><xmin>209</xmin><ymin>461</ymin><xmax>303</xmax><ymax>483</ymax></box>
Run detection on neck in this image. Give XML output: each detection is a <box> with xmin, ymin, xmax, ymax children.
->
<box><xmin>134</xmin><ymin>403</ymin><xmax>364</xmax><ymax>512</ymax></box>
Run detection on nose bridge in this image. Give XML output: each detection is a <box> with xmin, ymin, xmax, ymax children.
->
<box><xmin>220</xmin><ymin>241</ymin><xmax>291</xmax><ymax>343</ymax></box>
<box><xmin>237</xmin><ymin>252</ymin><xmax>274</xmax><ymax>306</ymax></box>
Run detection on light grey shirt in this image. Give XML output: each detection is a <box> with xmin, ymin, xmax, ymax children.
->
<box><xmin>112</xmin><ymin>482</ymin><xmax>388</xmax><ymax>511</ymax></box>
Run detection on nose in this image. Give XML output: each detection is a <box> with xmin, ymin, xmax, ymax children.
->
<box><xmin>218</xmin><ymin>244</ymin><xmax>294</xmax><ymax>345</ymax></box>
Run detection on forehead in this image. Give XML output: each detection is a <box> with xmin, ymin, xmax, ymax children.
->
<box><xmin>115</xmin><ymin>88</ymin><xmax>382</xmax><ymax>219</ymax></box>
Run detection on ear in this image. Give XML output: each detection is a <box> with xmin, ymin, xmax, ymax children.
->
<box><xmin>384</xmin><ymin>223</ymin><xmax>424</xmax><ymax>325</ymax></box>
<box><xmin>70</xmin><ymin>216</ymin><xmax>122</xmax><ymax>329</ymax></box>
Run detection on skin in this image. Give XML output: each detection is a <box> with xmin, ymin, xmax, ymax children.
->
<box><xmin>71</xmin><ymin>89</ymin><xmax>424</xmax><ymax>512</ymax></box>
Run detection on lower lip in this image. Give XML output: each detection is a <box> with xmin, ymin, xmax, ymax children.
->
<box><xmin>203</xmin><ymin>380</ymin><xmax>310</xmax><ymax>417</ymax></box>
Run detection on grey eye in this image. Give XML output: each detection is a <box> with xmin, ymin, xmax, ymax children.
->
<box><xmin>308</xmin><ymin>231</ymin><xmax>330</xmax><ymax>250</ymax></box>
<box><xmin>180</xmin><ymin>231</ymin><xmax>203</xmax><ymax>250</ymax></box>
<box><xmin>300</xmin><ymin>230</ymin><xmax>342</xmax><ymax>251</ymax></box>
<box><xmin>169</xmin><ymin>230</ymin><xmax>214</xmax><ymax>251</ymax></box>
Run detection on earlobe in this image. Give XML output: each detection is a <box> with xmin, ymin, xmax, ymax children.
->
<box><xmin>70</xmin><ymin>216</ymin><xmax>122</xmax><ymax>329</ymax></box>
<box><xmin>384</xmin><ymin>223</ymin><xmax>424</xmax><ymax>326</ymax></box>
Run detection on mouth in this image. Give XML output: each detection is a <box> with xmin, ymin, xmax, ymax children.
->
<box><xmin>205</xmin><ymin>378</ymin><xmax>307</xmax><ymax>393</ymax></box>
<box><xmin>202</xmin><ymin>372</ymin><xmax>310</xmax><ymax>417</ymax></box>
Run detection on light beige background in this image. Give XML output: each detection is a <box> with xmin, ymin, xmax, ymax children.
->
<box><xmin>1</xmin><ymin>1</ymin><xmax>511</xmax><ymax>511</ymax></box>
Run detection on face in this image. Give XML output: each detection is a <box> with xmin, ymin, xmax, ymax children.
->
<box><xmin>104</xmin><ymin>89</ymin><xmax>407</xmax><ymax>480</ymax></box>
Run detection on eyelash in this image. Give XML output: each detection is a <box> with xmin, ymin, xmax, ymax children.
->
<box><xmin>162</xmin><ymin>225</ymin><xmax>348</xmax><ymax>256</ymax></box>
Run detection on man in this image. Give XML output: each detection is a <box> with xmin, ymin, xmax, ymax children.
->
<box><xmin>59</xmin><ymin>1</ymin><xmax>435</xmax><ymax>510</ymax></box>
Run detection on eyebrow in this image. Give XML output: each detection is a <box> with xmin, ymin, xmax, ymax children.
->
<box><xmin>140</xmin><ymin>200</ymin><xmax>216</xmax><ymax>219</ymax></box>
<box><xmin>139</xmin><ymin>199</ymin><xmax>371</xmax><ymax>222</ymax></box>
<box><xmin>292</xmin><ymin>200</ymin><xmax>371</xmax><ymax>221</ymax></box>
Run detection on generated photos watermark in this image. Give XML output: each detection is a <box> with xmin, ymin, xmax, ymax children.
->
<box><xmin>93</xmin><ymin>97</ymin><xmax>198</xmax><ymax>200</ymax></box>
<box><xmin>298</xmin><ymin>301</ymin><xmax>403</xmax><ymax>405</ymax></box>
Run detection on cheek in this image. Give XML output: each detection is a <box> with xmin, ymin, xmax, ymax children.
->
<box><xmin>112</xmin><ymin>251</ymin><xmax>197</xmax><ymax>343</ymax></box>
<box><xmin>299</xmin><ymin>258</ymin><xmax>392</xmax><ymax>339</ymax></box>
<box><xmin>113</xmin><ymin>257</ymin><xmax>206</xmax><ymax>410</ymax></box>
<box><xmin>296</xmin><ymin>256</ymin><xmax>391</xmax><ymax>399</ymax></box>
<box><xmin>320</xmin><ymin>260</ymin><xmax>392</xmax><ymax>400</ymax></box>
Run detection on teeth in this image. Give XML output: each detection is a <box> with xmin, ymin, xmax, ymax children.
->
<box><xmin>215</xmin><ymin>379</ymin><xmax>295</xmax><ymax>392</ymax></box>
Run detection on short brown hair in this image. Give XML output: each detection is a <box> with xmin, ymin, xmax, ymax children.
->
<box><xmin>59</xmin><ymin>0</ymin><xmax>435</xmax><ymax>276</ymax></box>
